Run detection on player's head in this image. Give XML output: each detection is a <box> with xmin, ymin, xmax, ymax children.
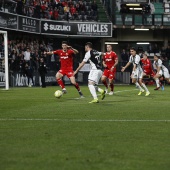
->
<box><xmin>130</xmin><ymin>47</ymin><xmax>136</xmax><ymax>56</ymax></box>
<box><xmin>142</xmin><ymin>53</ymin><xmax>148</xmax><ymax>60</ymax></box>
<box><xmin>61</xmin><ymin>41</ymin><xmax>68</xmax><ymax>51</ymax></box>
<box><xmin>106</xmin><ymin>44</ymin><xmax>112</xmax><ymax>52</ymax></box>
<box><xmin>85</xmin><ymin>42</ymin><xmax>93</xmax><ymax>51</ymax></box>
<box><xmin>154</xmin><ymin>54</ymin><xmax>159</xmax><ymax>61</ymax></box>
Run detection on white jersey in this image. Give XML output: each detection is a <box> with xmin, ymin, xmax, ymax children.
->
<box><xmin>129</xmin><ymin>54</ymin><xmax>143</xmax><ymax>79</ymax></box>
<box><xmin>129</xmin><ymin>54</ymin><xmax>142</xmax><ymax>71</ymax></box>
<box><xmin>154</xmin><ymin>59</ymin><xmax>170</xmax><ymax>78</ymax></box>
<box><xmin>154</xmin><ymin>59</ymin><xmax>167</xmax><ymax>71</ymax></box>
<box><xmin>83</xmin><ymin>49</ymin><xmax>102</xmax><ymax>70</ymax></box>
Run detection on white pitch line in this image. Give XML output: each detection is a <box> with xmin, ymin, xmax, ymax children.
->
<box><xmin>95</xmin><ymin>89</ymin><xmax>137</xmax><ymax>97</ymax></box>
<box><xmin>114</xmin><ymin>89</ymin><xmax>138</xmax><ymax>93</ymax></box>
<box><xmin>0</xmin><ymin>118</ymin><xmax>170</xmax><ymax>122</ymax></box>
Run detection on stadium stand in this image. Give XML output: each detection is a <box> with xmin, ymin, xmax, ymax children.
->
<box><xmin>0</xmin><ymin>0</ymin><xmax>110</xmax><ymax>22</ymax></box>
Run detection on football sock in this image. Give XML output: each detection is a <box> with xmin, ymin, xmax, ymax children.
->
<box><xmin>74</xmin><ymin>83</ymin><xmax>80</xmax><ymax>91</ymax></box>
<box><xmin>95</xmin><ymin>86</ymin><xmax>103</xmax><ymax>93</ymax></box>
<box><xmin>155</xmin><ymin>78</ymin><xmax>160</xmax><ymax>87</ymax></box>
<box><xmin>57</xmin><ymin>78</ymin><xmax>65</xmax><ymax>89</ymax></box>
<box><xmin>135</xmin><ymin>82</ymin><xmax>143</xmax><ymax>91</ymax></box>
<box><xmin>98</xmin><ymin>87</ymin><xmax>103</xmax><ymax>93</ymax></box>
<box><xmin>141</xmin><ymin>83</ymin><xmax>149</xmax><ymax>92</ymax></box>
<box><xmin>102</xmin><ymin>80</ymin><xmax>108</xmax><ymax>89</ymax></box>
<box><xmin>88</xmin><ymin>84</ymin><xmax>97</xmax><ymax>99</ymax></box>
<box><xmin>109</xmin><ymin>83</ymin><xmax>114</xmax><ymax>92</ymax></box>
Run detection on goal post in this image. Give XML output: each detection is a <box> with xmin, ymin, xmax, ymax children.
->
<box><xmin>0</xmin><ymin>30</ymin><xmax>9</xmax><ymax>90</ymax></box>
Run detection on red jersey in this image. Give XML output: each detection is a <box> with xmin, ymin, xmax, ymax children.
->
<box><xmin>53</xmin><ymin>49</ymin><xmax>75</xmax><ymax>71</ymax></box>
<box><xmin>141</xmin><ymin>58</ymin><xmax>155</xmax><ymax>76</ymax></box>
<box><xmin>103</xmin><ymin>51</ymin><xmax>118</xmax><ymax>70</ymax></box>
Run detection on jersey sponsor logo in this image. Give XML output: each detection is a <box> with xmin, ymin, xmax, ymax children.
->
<box><xmin>61</xmin><ymin>56</ymin><xmax>68</xmax><ymax>59</ymax></box>
<box><xmin>105</xmin><ymin>58</ymin><xmax>112</xmax><ymax>61</ymax></box>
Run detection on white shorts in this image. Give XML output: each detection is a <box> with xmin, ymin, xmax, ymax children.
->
<box><xmin>131</xmin><ymin>69</ymin><xmax>143</xmax><ymax>79</ymax></box>
<box><xmin>88</xmin><ymin>69</ymin><xmax>103</xmax><ymax>84</ymax></box>
<box><xmin>158</xmin><ymin>69</ymin><xmax>170</xmax><ymax>79</ymax></box>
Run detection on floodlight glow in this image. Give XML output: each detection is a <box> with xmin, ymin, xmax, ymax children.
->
<box><xmin>136</xmin><ymin>42</ymin><xmax>150</xmax><ymax>44</ymax></box>
<box><xmin>105</xmin><ymin>42</ymin><xmax>118</xmax><ymax>44</ymax></box>
<box><xmin>126</xmin><ymin>4</ymin><xmax>140</xmax><ymax>6</ymax></box>
<box><xmin>134</xmin><ymin>29</ymin><xmax>149</xmax><ymax>31</ymax></box>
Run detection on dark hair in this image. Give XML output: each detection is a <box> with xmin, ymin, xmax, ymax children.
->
<box><xmin>154</xmin><ymin>54</ymin><xmax>160</xmax><ymax>58</ymax></box>
<box><xmin>130</xmin><ymin>47</ymin><xmax>136</xmax><ymax>51</ymax></box>
<box><xmin>62</xmin><ymin>41</ymin><xmax>68</xmax><ymax>45</ymax></box>
<box><xmin>143</xmin><ymin>53</ymin><xmax>148</xmax><ymax>56</ymax></box>
<box><xmin>85</xmin><ymin>42</ymin><xmax>93</xmax><ymax>48</ymax></box>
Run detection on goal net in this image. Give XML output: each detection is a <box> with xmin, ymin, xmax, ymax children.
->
<box><xmin>0</xmin><ymin>30</ymin><xmax>9</xmax><ymax>90</ymax></box>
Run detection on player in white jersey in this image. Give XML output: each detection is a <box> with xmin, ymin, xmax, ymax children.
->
<box><xmin>153</xmin><ymin>54</ymin><xmax>170</xmax><ymax>89</ymax></box>
<box><xmin>121</xmin><ymin>47</ymin><xmax>150</xmax><ymax>96</ymax></box>
<box><xmin>74</xmin><ymin>42</ymin><xmax>106</xmax><ymax>103</ymax></box>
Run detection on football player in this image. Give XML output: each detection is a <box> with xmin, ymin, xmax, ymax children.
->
<box><xmin>101</xmin><ymin>44</ymin><xmax>118</xmax><ymax>95</ymax></box>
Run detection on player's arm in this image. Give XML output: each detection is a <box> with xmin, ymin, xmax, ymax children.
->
<box><xmin>74</xmin><ymin>61</ymin><xmax>86</xmax><ymax>75</ymax></box>
<box><xmin>111</xmin><ymin>57</ymin><xmax>118</xmax><ymax>71</ymax></box>
<box><xmin>103</xmin><ymin>60</ymin><xmax>107</xmax><ymax>68</ymax></box>
<box><xmin>121</xmin><ymin>62</ymin><xmax>131</xmax><ymax>72</ymax></box>
<box><xmin>133</xmin><ymin>63</ymin><xmax>137</xmax><ymax>72</ymax></box>
<box><xmin>102</xmin><ymin>53</ymin><xmax>107</xmax><ymax>68</ymax></box>
<box><xmin>67</xmin><ymin>46</ymin><xmax>79</xmax><ymax>54</ymax></box>
<box><xmin>156</xmin><ymin>66</ymin><xmax>161</xmax><ymax>74</ymax></box>
<box><xmin>156</xmin><ymin>60</ymin><xmax>162</xmax><ymax>74</ymax></box>
<box><xmin>74</xmin><ymin>52</ymin><xmax>90</xmax><ymax>75</ymax></box>
<box><xmin>131</xmin><ymin>64</ymin><xmax>138</xmax><ymax>76</ymax></box>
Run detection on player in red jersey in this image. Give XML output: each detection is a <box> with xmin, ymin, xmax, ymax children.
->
<box><xmin>141</xmin><ymin>53</ymin><xmax>162</xmax><ymax>90</ymax></box>
<box><xmin>141</xmin><ymin>53</ymin><xmax>155</xmax><ymax>78</ymax></box>
<box><xmin>101</xmin><ymin>44</ymin><xmax>118</xmax><ymax>95</ymax></box>
<box><xmin>44</xmin><ymin>41</ymin><xmax>83</xmax><ymax>97</ymax></box>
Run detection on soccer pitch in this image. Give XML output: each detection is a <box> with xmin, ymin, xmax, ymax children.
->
<box><xmin>0</xmin><ymin>85</ymin><xmax>170</xmax><ymax>170</ymax></box>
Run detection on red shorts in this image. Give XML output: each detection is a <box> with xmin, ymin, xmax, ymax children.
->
<box><xmin>144</xmin><ymin>70</ymin><xmax>155</xmax><ymax>77</ymax></box>
<box><xmin>102</xmin><ymin>69</ymin><xmax>116</xmax><ymax>80</ymax></box>
<box><xmin>58</xmin><ymin>69</ymin><xmax>74</xmax><ymax>78</ymax></box>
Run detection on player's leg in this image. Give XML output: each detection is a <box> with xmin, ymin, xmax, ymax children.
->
<box><xmin>108</xmin><ymin>71</ymin><xmax>115</xmax><ymax>95</ymax></box>
<box><xmin>108</xmin><ymin>79</ymin><xmax>114</xmax><ymax>95</ymax></box>
<box><xmin>88</xmin><ymin>80</ymin><xmax>99</xmax><ymax>103</ymax></box>
<box><xmin>154</xmin><ymin>72</ymin><xmax>161</xmax><ymax>90</ymax></box>
<box><xmin>139</xmin><ymin>78</ymin><xmax>150</xmax><ymax>96</ymax></box>
<box><xmin>131</xmin><ymin>72</ymin><xmax>144</xmax><ymax>95</ymax></box>
<box><xmin>163</xmin><ymin>69</ymin><xmax>170</xmax><ymax>87</ymax></box>
<box><xmin>101</xmin><ymin>76</ymin><xmax>108</xmax><ymax>93</ymax></box>
<box><xmin>69</xmin><ymin>76</ymin><xmax>84</xmax><ymax>97</ymax></box>
<box><xmin>88</xmin><ymin>70</ymin><xmax>105</xmax><ymax>103</ymax></box>
<box><xmin>101</xmin><ymin>70</ymin><xmax>109</xmax><ymax>93</ymax></box>
<box><xmin>159</xmin><ymin>76</ymin><xmax>164</xmax><ymax>90</ymax></box>
<box><xmin>139</xmin><ymin>71</ymin><xmax>150</xmax><ymax>96</ymax></box>
<box><xmin>94</xmin><ymin>70</ymin><xmax>106</xmax><ymax>100</ymax></box>
<box><xmin>56</xmin><ymin>71</ymin><xmax>66</xmax><ymax>93</ymax></box>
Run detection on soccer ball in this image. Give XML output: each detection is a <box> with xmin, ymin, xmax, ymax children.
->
<box><xmin>54</xmin><ymin>90</ymin><xmax>63</xmax><ymax>98</ymax></box>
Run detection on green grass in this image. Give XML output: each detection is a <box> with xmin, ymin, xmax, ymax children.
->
<box><xmin>0</xmin><ymin>85</ymin><xmax>170</xmax><ymax>170</ymax></box>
